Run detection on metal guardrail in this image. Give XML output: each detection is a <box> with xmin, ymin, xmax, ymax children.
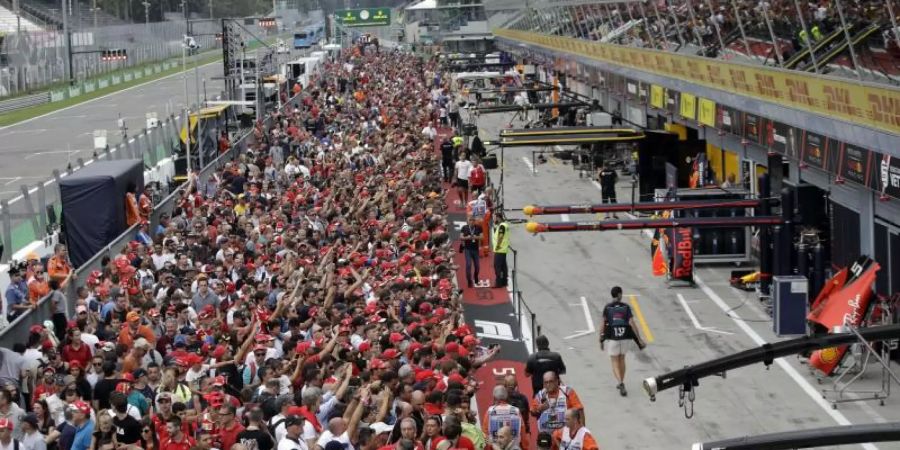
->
<box><xmin>0</xmin><ymin>92</ymin><xmax>50</xmax><ymax>113</ymax></box>
<box><xmin>510</xmin><ymin>247</ymin><xmax>538</xmax><ymax>351</ymax></box>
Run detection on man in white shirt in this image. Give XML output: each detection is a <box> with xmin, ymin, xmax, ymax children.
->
<box><xmin>278</xmin><ymin>416</ymin><xmax>308</xmax><ymax>450</ymax></box>
<box><xmin>315</xmin><ymin>417</ymin><xmax>355</xmax><ymax>450</ymax></box>
<box><xmin>453</xmin><ymin>154</ymin><xmax>473</xmax><ymax>206</ymax></box>
<box><xmin>422</xmin><ymin>124</ymin><xmax>437</xmax><ymax>141</ymax></box>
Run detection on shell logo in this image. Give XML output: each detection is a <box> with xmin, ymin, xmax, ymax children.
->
<box><xmin>820</xmin><ymin>346</ymin><xmax>840</xmax><ymax>364</ymax></box>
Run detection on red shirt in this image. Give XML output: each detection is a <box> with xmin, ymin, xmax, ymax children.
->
<box><xmin>218</xmin><ymin>421</ymin><xmax>245</xmax><ymax>450</ymax></box>
<box><xmin>160</xmin><ymin>434</ymin><xmax>195</xmax><ymax>450</ymax></box>
<box><xmin>61</xmin><ymin>343</ymin><xmax>91</xmax><ymax>368</ymax></box>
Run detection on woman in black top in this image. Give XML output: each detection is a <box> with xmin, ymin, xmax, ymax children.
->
<box><xmin>140</xmin><ymin>417</ymin><xmax>160</xmax><ymax>450</ymax></box>
<box><xmin>32</xmin><ymin>399</ymin><xmax>55</xmax><ymax>436</ymax></box>
<box><xmin>91</xmin><ymin>411</ymin><xmax>117</xmax><ymax>450</ymax></box>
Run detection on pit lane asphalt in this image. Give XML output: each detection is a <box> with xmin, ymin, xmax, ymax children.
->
<box><xmin>473</xmin><ymin>110</ymin><xmax>900</xmax><ymax>450</ymax></box>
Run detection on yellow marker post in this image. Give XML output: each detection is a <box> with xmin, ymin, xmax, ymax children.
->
<box><xmin>629</xmin><ymin>295</ymin><xmax>654</xmax><ymax>343</ymax></box>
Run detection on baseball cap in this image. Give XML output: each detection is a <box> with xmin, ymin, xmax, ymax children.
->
<box><xmin>285</xmin><ymin>416</ymin><xmax>305</xmax><ymax>427</ymax></box>
<box><xmin>71</xmin><ymin>400</ymin><xmax>91</xmax><ymax>415</ymax></box>
<box><xmin>213</xmin><ymin>375</ymin><xmax>226</xmax><ymax>387</ymax></box>
<box><xmin>126</xmin><ymin>311</ymin><xmax>141</xmax><ymax>323</ymax></box>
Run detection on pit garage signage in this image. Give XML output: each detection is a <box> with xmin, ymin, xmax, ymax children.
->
<box><xmin>335</xmin><ymin>8</ymin><xmax>391</xmax><ymax>27</ymax></box>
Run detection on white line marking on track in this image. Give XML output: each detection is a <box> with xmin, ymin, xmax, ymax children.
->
<box><xmin>3</xmin><ymin>177</ymin><xmax>19</xmax><ymax>186</ymax></box>
<box><xmin>565</xmin><ymin>296</ymin><xmax>596</xmax><ymax>339</ymax></box>
<box><xmin>0</xmin><ymin>60</ymin><xmax>217</xmax><ymax>133</ymax></box>
<box><xmin>521</xmin><ymin>156</ymin><xmax>536</xmax><ymax>173</ymax></box>
<box><xmin>694</xmin><ymin>272</ymin><xmax>880</xmax><ymax>450</ymax></box>
<box><xmin>676</xmin><ymin>293</ymin><xmax>733</xmax><ymax>335</ymax></box>
<box><xmin>560</xmin><ymin>214</ymin><xmax>570</xmax><ymax>221</ymax></box>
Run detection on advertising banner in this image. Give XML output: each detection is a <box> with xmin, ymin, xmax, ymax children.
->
<box><xmin>680</xmin><ymin>92</ymin><xmax>696</xmax><ymax>120</ymax></box>
<box><xmin>764</xmin><ymin>120</ymin><xmax>799</xmax><ymax>159</ymax></box>
<box><xmin>801</xmin><ymin>131</ymin><xmax>827</xmax><ymax>170</ymax></box>
<box><xmin>698</xmin><ymin>98</ymin><xmax>716</xmax><ymax>127</ymax></box>
<box><xmin>650</xmin><ymin>85</ymin><xmax>665</xmax><ymax>109</ymax></box>
<box><xmin>715</xmin><ymin>104</ymin><xmax>743</xmax><ymax>136</ymax></box>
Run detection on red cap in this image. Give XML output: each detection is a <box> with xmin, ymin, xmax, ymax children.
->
<box><xmin>448</xmin><ymin>373</ymin><xmax>467</xmax><ymax>385</ymax></box>
<box><xmin>369</xmin><ymin>358</ymin><xmax>387</xmax><ymax>370</ymax></box>
<box><xmin>358</xmin><ymin>341</ymin><xmax>371</xmax><ymax>353</ymax></box>
<box><xmin>462</xmin><ymin>335</ymin><xmax>480</xmax><ymax>347</ymax></box>
<box><xmin>115</xmin><ymin>382</ymin><xmax>131</xmax><ymax>393</ymax></box>
<box><xmin>295</xmin><ymin>341</ymin><xmax>312</xmax><ymax>354</ymax></box>
<box><xmin>29</xmin><ymin>325</ymin><xmax>44</xmax><ymax>334</ymax></box>
<box><xmin>418</xmin><ymin>302</ymin><xmax>433</xmax><ymax>314</ymax></box>
<box><xmin>445</xmin><ymin>342</ymin><xmax>460</xmax><ymax>354</ymax></box>
<box><xmin>381</xmin><ymin>349</ymin><xmax>400</xmax><ymax>360</ymax></box>
<box><xmin>253</xmin><ymin>344</ymin><xmax>268</xmax><ymax>352</ymax></box>
<box><xmin>415</xmin><ymin>370</ymin><xmax>435</xmax><ymax>383</ymax></box>
<box><xmin>71</xmin><ymin>400</ymin><xmax>92</xmax><ymax>415</ymax></box>
<box><xmin>389</xmin><ymin>332</ymin><xmax>405</xmax><ymax>344</ymax></box>
<box><xmin>255</xmin><ymin>334</ymin><xmax>274</xmax><ymax>343</ymax></box>
<box><xmin>212</xmin><ymin>345</ymin><xmax>227</xmax><ymax>360</ymax></box>
<box><xmin>213</xmin><ymin>375</ymin><xmax>226</xmax><ymax>387</ymax></box>
<box><xmin>68</xmin><ymin>360</ymin><xmax>83</xmax><ymax>370</ymax></box>
<box><xmin>121</xmin><ymin>373</ymin><xmax>135</xmax><ymax>382</ymax></box>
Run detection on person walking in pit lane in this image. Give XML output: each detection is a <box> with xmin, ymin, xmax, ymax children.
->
<box><xmin>599</xmin><ymin>286</ymin><xmax>646</xmax><ymax>396</ymax></box>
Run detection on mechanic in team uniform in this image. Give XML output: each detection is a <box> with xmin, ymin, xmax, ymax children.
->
<box><xmin>597</xmin><ymin>164</ymin><xmax>618</xmax><ymax>219</ymax></box>
<box><xmin>599</xmin><ymin>286</ymin><xmax>646</xmax><ymax>397</ymax></box>
<box><xmin>525</xmin><ymin>336</ymin><xmax>566</xmax><ymax>396</ymax></box>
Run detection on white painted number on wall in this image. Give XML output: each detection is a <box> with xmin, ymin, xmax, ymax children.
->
<box><xmin>492</xmin><ymin>367</ymin><xmax>516</xmax><ymax>377</ymax></box>
<box><xmin>453</xmin><ymin>221</ymin><xmax>467</xmax><ymax>232</ymax></box>
<box><xmin>474</xmin><ymin>320</ymin><xmax>517</xmax><ymax>341</ymax></box>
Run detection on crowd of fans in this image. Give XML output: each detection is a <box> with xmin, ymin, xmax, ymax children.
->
<box><xmin>0</xmin><ymin>43</ymin><xmax>569</xmax><ymax>450</ymax></box>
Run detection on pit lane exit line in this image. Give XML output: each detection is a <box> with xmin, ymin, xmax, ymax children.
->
<box><xmin>564</xmin><ymin>296</ymin><xmax>595</xmax><ymax>339</ymax></box>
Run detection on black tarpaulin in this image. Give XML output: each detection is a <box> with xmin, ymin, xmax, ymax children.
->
<box><xmin>59</xmin><ymin>159</ymin><xmax>143</xmax><ymax>268</ymax></box>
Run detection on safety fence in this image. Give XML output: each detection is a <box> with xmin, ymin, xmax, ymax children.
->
<box><xmin>509</xmin><ymin>247</ymin><xmax>539</xmax><ymax>351</ymax></box>
<box><xmin>0</xmin><ymin>20</ymin><xmax>223</xmax><ymax>98</ymax></box>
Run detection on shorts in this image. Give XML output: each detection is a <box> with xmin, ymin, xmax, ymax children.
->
<box><xmin>456</xmin><ymin>179</ymin><xmax>469</xmax><ymax>189</ymax></box>
<box><xmin>605</xmin><ymin>339</ymin><xmax>632</xmax><ymax>357</ymax></box>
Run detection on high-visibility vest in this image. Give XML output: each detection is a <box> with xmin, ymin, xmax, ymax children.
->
<box><xmin>486</xmin><ymin>403</ymin><xmax>522</xmax><ymax>441</ymax></box>
<box><xmin>452</xmin><ymin>136</ymin><xmax>463</xmax><ymax>148</ymax></box>
<box><xmin>559</xmin><ymin>426</ymin><xmax>591</xmax><ymax>450</ymax></box>
<box><xmin>799</xmin><ymin>29</ymin><xmax>809</xmax><ymax>44</ymax></box>
<box><xmin>811</xmin><ymin>25</ymin><xmax>823</xmax><ymax>41</ymax></box>
<box><xmin>493</xmin><ymin>222</ymin><xmax>510</xmax><ymax>254</ymax></box>
<box><xmin>535</xmin><ymin>386</ymin><xmax>573</xmax><ymax>433</ymax></box>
